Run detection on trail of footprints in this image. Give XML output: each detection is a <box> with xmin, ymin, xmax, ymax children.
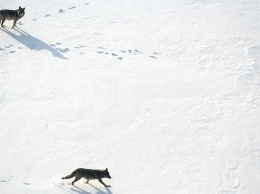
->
<box><xmin>33</xmin><ymin>2</ymin><xmax>90</xmax><ymax>20</ymax></box>
<box><xmin>0</xmin><ymin>177</ymin><xmax>30</xmax><ymax>186</ymax></box>
<box><xmin>0</xmin><ymin>44</ymin><xmax>21</xmax><ymax>55</ymax></box>
<box><xmin>1</xmin><ymin>3</ymin><xmax>163</xmax><ymax>60</ymax></box>
<box><xmin>0</xmin><ymin>42</ymin><xmax>162</xmax><ymax>60</ymax></box>
<box><xmin>0</xmin><ymin>178</ymin><xmax>10</xmax><ymax>183</ymax></box>
<box><xmin>97</xmin><ymin>47</ymin><xmax>162</xmax><ymax>60</ymax></box>
<box><xmin>50</xmin><ymin>42</ymin><xmax>70</xmax><ymax>53</ymax></box>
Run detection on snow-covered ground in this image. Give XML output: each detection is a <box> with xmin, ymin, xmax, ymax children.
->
<box><xmin>1</xmin><ymin>0</ymin><xmax>260</xmax><ymax>193</ymax></box>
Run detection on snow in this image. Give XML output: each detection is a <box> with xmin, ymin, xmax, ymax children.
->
<box><xmin>0</xmin><ymin>0</ymin><xmax>260</xmax><ymax>193</ymax></box>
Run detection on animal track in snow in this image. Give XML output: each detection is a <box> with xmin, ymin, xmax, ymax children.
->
<box><xmin>97</xmin><ymin>47</ymin><xmax>162</xmax><ymax>61</ymax></box>
<box><xmin>4</xmin><ymin>44</ymin><xmax>14</xmax><ymax>49</ymax></box>
<box><xmin>59</xmin><ymin>9</ymin><xmax>65</xmax><ymax>13</ymax></box>
<box><xmin>0</xmin><ymin>45</ymin><xmax>23</xmax><ymax>55</ymax></box>
<box><xmin>30</xmin><ymin>45</ymin><xmax>39</xmax><ymax>50</ymax></box>
<box><xmin>121</xmin><ymin>49</ymin><xmax>143</xmax><ymax>55</ymax></box>
<box><xmin>51</xmin><ymin>43</ymin><xmax>70</xmax><ymax>53</ymax></box>
<box><xmin>75</xmin><ymin>45</ymin><xmax>85</xmax><ymax>49</ymax></box>
<box><xmin>43</xmin><ymin>3</ymin><xmax>89</xmax><ymax>20</ymax></box>
<box><xmin>58</xmin><ymin>6</ymin><xmax>76</xmax><ymax>14</ymax></box>
<box><xmin>68</xmin><ymin>6</ymin><xmax>76</xmax><ymax>10</ymax></box>
<box><xmin>149</xmin><ymin>55</ymin><xmax>157</xmax><ymax>59</ymax></box>
<box><xmin>97</xmin><ymin>48</ymin><xmax>123</xmax><ymax>60</ymax></box>
<box><xmin>149</xmin><ymin>51</ymin><xmax>162</xmax><ymax>59</ymax></box>
<box><xmin>0</xmin><ymin>178</ymin><xmax>10</xmax><ymax>183</ymax></box>
<box><xmin>218</xmin><ymin>158</ymin><xmax>240</xmax><ymax>193</ymax></box>
<box><xmin>56</xmin><ymin>48</ymin><xmax>69</xmax><ymax>53</ymax></box>
<box><xmin>123</xmin><ymin>49</ymin><xmax>162</xmax><ymax>59</ymax></box>
<box><xmin>17</xmin><ymin>22</ymin><xmax>23</xmax><ymax>26</ymax></box>
<box><xmin>74</xmin><ymin>45</ymin><xmax>86</xmax><ymax>54</ymax></box>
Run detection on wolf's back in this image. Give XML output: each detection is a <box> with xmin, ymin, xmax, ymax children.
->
<box><xmin>0</xmin><ymin>10</ymin><xmax>17</xmax><ymax>19</ymax></box>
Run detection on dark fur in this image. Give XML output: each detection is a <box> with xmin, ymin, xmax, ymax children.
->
<box><xmin>0</xmin><ymin>6</ymin><xmax>25</xmax><ymax>28</ymax></box>
<box><xmin>62</xmin><ymin>168</ymin><xmax>112</xmax><ymax>187</ymax></box>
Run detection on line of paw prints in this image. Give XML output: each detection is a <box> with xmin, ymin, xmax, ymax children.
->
<box><xmin>0</xmin><ymin>178</ymin><xmax>10</xmax><ymax>183</ymax></box>
<box><xmin>74</xmin><ymin>45</ymin><xmax>86</xmax><ymax>55</ymax></box>
<box><xmin>97</xmin><ymin>47</ymin><xmax>162</xmax><ymax>61</ymax></box>
<box><xmin>50</xmin><ymin>42</ymin><xmax>70</xmax><ymax>53</ymax></box>
<box><xmin>4</xmin><ymin>41</ymin><xmax>84</xmax><ymax>55</ymax></box>
<box><xmin>53</xmin><ymin>43</ymin><xmax>86</xmax><ymax>54</ymax></box>
<box><xmin>97</xmin><ymin>47</ymin><xmax>123</xmax><ymax>60</ymax></box>
<box><xmin>0</xmin><ymin>44</ymin><xmax>23</xmax><ymax>55</ymax></box>
<box><xmin>1</xmin><ymin>43</ymin><xmax>69</xmax><ymax>55</ymax></box>
<box><xmin>33</xmin><ymin>3</ymin><xmax>90</xmax><ymax>21</ymax></box>
<box><xmin>149</xmin><ymin>52</ymin><xmax>162</xmax><ymax>59</ymax></box>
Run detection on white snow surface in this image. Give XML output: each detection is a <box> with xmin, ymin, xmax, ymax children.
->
<box><xmin>0</xmin><ymin>0</ymin><xmax>260</xmax><ymax>193</ymax></box>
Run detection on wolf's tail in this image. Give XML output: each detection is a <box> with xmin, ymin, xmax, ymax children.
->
<box><xmin>62</xmin><ymin>170</ymin><xmax>77</xmax><ymax>179</ymax></box>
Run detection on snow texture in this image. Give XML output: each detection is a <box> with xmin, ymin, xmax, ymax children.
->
<box><xmin>0</xmin><ymin>0</ymin><xmax>260</xmax><ymax>193</ymax></box>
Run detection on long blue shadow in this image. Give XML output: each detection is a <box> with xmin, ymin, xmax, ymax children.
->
<box><xmin>1</xmin><ymin>27</ymin><xmax>68</xmax><ymax>60</ymax></box>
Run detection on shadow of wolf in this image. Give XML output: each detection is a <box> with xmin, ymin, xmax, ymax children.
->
<box><xmin>1</xmin><ymin>27</ymin><xmax>67</xmax><ymax>59</ymax></box>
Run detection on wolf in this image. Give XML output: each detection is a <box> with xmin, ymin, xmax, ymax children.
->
<box><xmin>0</xmin><ymin>6</ymin><xmax>25</xmax><ymax>28</ymax></box>
<box><xmin>62</xmin><ymin>168</ymin><xmax>112</xmax><ymax>187</ymax></box>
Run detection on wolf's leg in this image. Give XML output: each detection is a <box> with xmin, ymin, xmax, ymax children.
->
<box><xmin>98</xmin><ymin>179</ymin><xmax>111</xmax><ymax>187</ymax></box>
<box><xmin>12</xmin><ymin>19</ymin><xmax>17</xmax><ymax>29</ymax></box>
<box><xmin>72</xmin><ymin>174</ymin><xmax>82</xmax><ymax>185</ymax></box>
<box><xmin>1</xmin><ymin>18</ymin><xmax>6</xmax><ymax>27</ymax></box>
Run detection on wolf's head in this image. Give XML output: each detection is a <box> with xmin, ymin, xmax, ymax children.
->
<box><xmin>104</xmin><ymin>168</ymin><xmax>112</xmax><ymax>179</ymax></box>
<box><xmin>17</xmin><ymin>6</ymin><xmax>25</xmax><ymax>17</ymax></box>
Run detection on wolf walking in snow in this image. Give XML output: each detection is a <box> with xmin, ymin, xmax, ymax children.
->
<box><xmin>62</xmin><ymin>168</ymin><xmax>112</xmax><ymax>187</ymax></box>
<box><xmin>0</xmin><ymin>6</ymin><xmax>25</xmax><ymax>28</ymax></box>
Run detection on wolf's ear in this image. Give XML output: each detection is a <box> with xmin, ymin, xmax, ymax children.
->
<box><xmin>19</xmin><ymin>6</ymin><xmax>21</xmax><ymax>9</ymax></box>
<box><xmin>23</xmin><ymin>8</ymin><xmax>25</xmax><ymax>10</ymax></box>
<box><xmin>106</xmin><ymin>168</ymin><xmax>108</xmax><ymax>171</ymax></box>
